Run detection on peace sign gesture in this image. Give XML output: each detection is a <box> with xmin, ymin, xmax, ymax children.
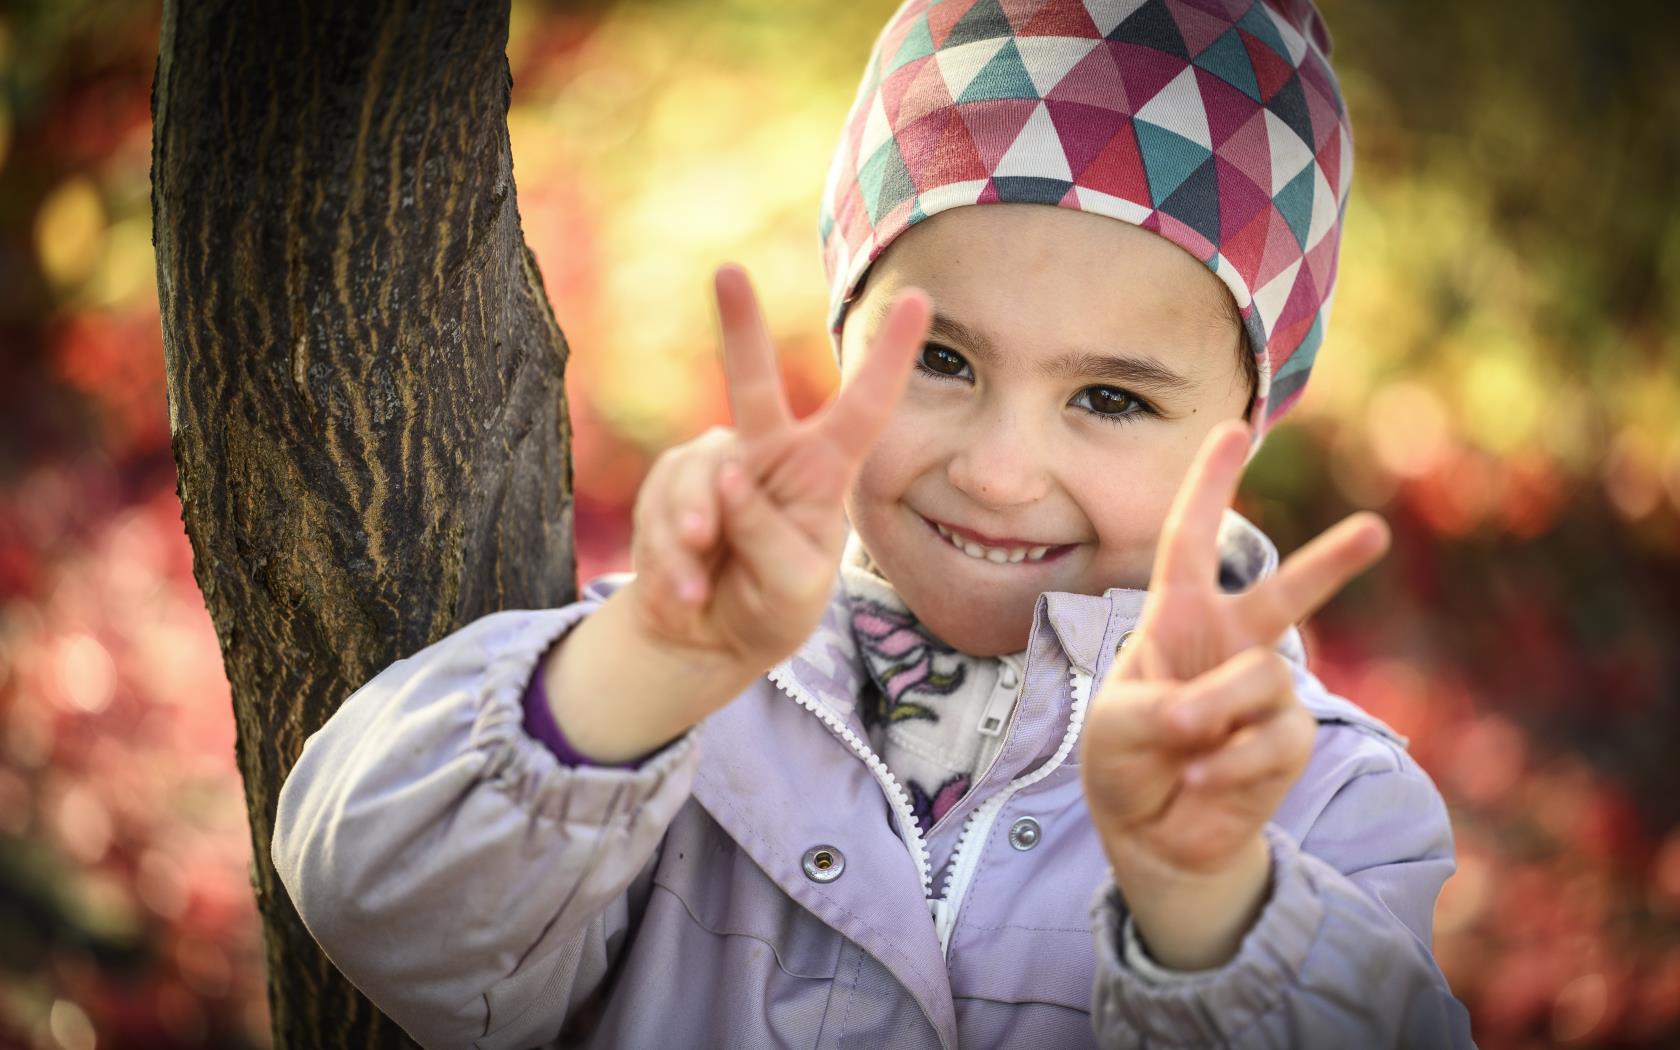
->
<box><xmin>625</xmin><ymin>263</ymin><xmax>932</xmax><ymax>671</ymax></box>
<box><xmin>1080</xmin><ymin>419</ymin><xmax>1391</xmax><ymax>884</ymax></box>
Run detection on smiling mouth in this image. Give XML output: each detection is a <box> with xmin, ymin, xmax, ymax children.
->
<box><xmin>919</xmin><ymin>515</ymin><xmax>1074</xmax><ymax>565</ymax></box>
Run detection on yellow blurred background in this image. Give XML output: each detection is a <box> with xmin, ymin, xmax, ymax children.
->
<box><xmin>1</xmin><ymin>1</ymin><xmax>1677</xmax><ymax>1047</ymax></box>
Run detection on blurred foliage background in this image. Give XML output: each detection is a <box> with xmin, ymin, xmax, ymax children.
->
<box><xmin>0</xmin><ymin>0</ymin><xmax>1675</xmax><ymax>1047</ymax></box>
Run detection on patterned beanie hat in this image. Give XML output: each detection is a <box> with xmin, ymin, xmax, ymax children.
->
<box><xmin>817</xmin><ymin>0</ymin><xmax>1352</xmax><ymax>446</ymax></box>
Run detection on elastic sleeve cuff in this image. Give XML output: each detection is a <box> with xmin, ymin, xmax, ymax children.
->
<box><xmin>1090</xmin><ymin>822</ymin><xmax>1325</xmax><ymax>1045</ymax></box>
<box><xmin>520</xmin><ymin>644</ymin><xmax>673</xmax><ymax>769</ymax></box>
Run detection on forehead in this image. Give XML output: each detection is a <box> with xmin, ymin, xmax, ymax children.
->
<box><xmin>854</xmin><ymin>204</ymin><xmax>1237</xmax><ymax>375</ymax></box>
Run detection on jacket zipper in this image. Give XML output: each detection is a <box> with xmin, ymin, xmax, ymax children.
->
<box><xmin>767</xmin><ymin>663</ymin><xmax>936</xmax><ymax>909</ymax></box>
<box><xmin>932</xmin><ymin>663</ymin><xmax>1094</xmax><ymax>956</ymax></box>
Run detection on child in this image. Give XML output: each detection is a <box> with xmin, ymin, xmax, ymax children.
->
<box><xmin>273</xmin><ymin>1</ymin><xmax>1476</xmax><ymax>1046</ymax></box>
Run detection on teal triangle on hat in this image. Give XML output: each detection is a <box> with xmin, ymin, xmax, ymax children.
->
<box><xmin>956</xmin><ymin>39</ymin><xmax>1039</xmax><ymax>103</ymax></box>
<box><xmin>1134</xmin><ymin>119</ymin><xmax>1214</xmax><ymax>206</ymax></box>
<box><xmin>858</xmin><ymin>138</ymin><xmax>917</xmax><ymax>224</ymax></box>
<box><xmin>887</xmin><ymin>16</ymin><xmax>936</xmax><ymax>76</ymax></box>
<box><xmin>944</xmin><ymin>0</ymin><xmax>1014</xmax><ymax>51</ymax></box>
<box><xmin>1194</xmin><ymin>28</ymin><xmax>1261</xmax><ymax>102</ymax></box>
<box><xmin>1272</xmin><ymin>162</ymin><xmax>1315</xmax><ymax>249</ymax></box>
<box><xmin>1236</xmin><ymin>3</ymin><xmax>1291</xmax><ymax>62</ymax></box>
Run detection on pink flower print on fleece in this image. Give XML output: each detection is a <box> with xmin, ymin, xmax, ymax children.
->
<box><xmin>847</xmin><ymin>594</ymin><xmax>966</xmax><ymax>727</ymax></box>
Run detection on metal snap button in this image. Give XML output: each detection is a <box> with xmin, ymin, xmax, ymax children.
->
<box><xmin>1114</xmin><ymin>629</ymin><xmax>1135</xmax><ymax>658</ymax></box>
<box><xmin>802</xmin><ymin>845</ymin><xmax>845</xmax><ymax>883</ymax></box>
<box><xmin>1008</xmin><ymin>816</ymin><xmax>1041</xmax><ymax>851</ymax></box>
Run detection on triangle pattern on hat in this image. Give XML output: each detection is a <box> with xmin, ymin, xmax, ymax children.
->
<box><xmin>994</xmin><ymin>175</ymin><xmax>1077</xmax><ymax>205</ymax></box>
<box><xmin>1263</xmin><ymin>108</ymin><xmax>1314</xmax><ymax>195</ymax></box>
<box><xmin>1074</xmin><ymin>183</ymin><xmax>1155</xmax><ymax>224</ymax></box>
<box><xmin>1222</xmin><ymin>205</ymin><xmax>1273</xmax><ymax>285</ymax></box>
<box><xmin>1107</xmin><ymin>0</ymin><xmax>1189</xmax><ymax>60</ymax></box>
<box><xmin>1155</xmin><ymin>207</ymin><xmax>1216</xmax><ymax>263</ymax></box>
<box><xmin>956</xmin><ymin>38</ymin><xmax>1039</xmax><ymax>103</ymax></box>
<box><xmin>1240</xmin><ymin>27</ymin><xmax>1296</xmax><ymax>101</ymax></box>
<box><xmin>995</xmin><ymin>101</ymin><xmax>1074</xmax><ymax>179</ymax></box>
<box><xmin>1134</xmin><ymin>119</ymin><xmax>1213</xmax><ymax>205</ymax></box>
<box><xmin>1266</xmin><ymin>74</ymin><xmax>1316</xmax><ymax>159</ymax></box>
<box><xmin>1256</xmin><ymin>204</ymin><xmax>1303</xmax><ymax>289</ymax></box>
<box><xmin>999</xmin><ymin>0</ymin><xmax>1049</xmax><ymax>33</ymax></box>
<box><xmin>1074</xmin><ymin>119</ymin><xmax>1151</xmax><ymax>205</ymax></box>
<box><xmin>1168</xmin><ymin>1</ymin><xmax>1233</xmax><ymax>58</ymax></box>
<box><xmin>1302</xmin><ymin>74</ymin><xmax>1342</xmax><ymax>153</ymax></box>
<box><xmin>857</xmin><ymin>92</ymin><xmax>895</xmax><ymax>169</ymax></box>
<box><xmin>1252</xmin><ymin>254</ymin><xmax>1302</xmax><ymax>336</ymax></box>
<box><xmin>935</xmin><ymin>37</ymin><xmax>1011</xmax><ymax>101</ymax></box>
<box><xmin>944</xmin><ymin>0</ymin><xmax>1015</xmax><ymax>50</ymax></box>
<box><xmin>1194</xmin><ymin>27</ymin><xmax>1262</xmax><ymax>102</ymax></box>
<box><xmin>960</xmin><ymin>97</ymin><xmax>1042</xmax><ymax>170</ymax></box>
<box><xmin>879</xmin><ymin>56</ymin><xmax>930</xmax><ymax>126</ymax></box>
<box><xmin>1080</xmin><ymin>0</ymin><xmax>1150</xmax><ymax>38</ymax></box>
<box><xmin>1304</xmin><ymin>163</ymin><xmax>1338</xmax><ymax>252</ymax></box>
<box><xmin>1133</xmin><ymin>66</ymin><xmax>1212</xmax><ymax>149</ymax></box>
<box><xmin>1314</xmin><ymin>125</ymin><xmax>1341</xmax><ymax>204</ymax></box>
<box><xmin>1303</xmin><ymin>219</ymin><xmax>1339</xmax><ymax>295</ymax></box>
<box><xmin>1016</xmin><ymin>36</ymin><xmax>1100</xmax><ymax>96</ymax></box>
<box><xmin>898</xmin><ymin>107</ymin><xmax>988</xmax><ymax>191</ymax></box>
<box><xmin>1236</xmin><ymin>3</ymin><xmax>1291</xmax><ymax>62</ymax></box>
<box><xmin>1046</xmin><ymin>99</ymin><xmax>1133</xmax><ymax>176</ymax></box>
<box><xmin>1213</xmin><ymin>154</ymin><xmax>1271</xmax><ymax>241</ymax></box>
<box><xmin>1216</xmin><ymin>107</ymin><xmax>1271</xmax><ymax>190</ymax></box>
<box><xmin>929</xmin><ymin>0</ymin><xmax>984</xmax><ymax>49</ymax></box>
<box><xmin>1195</xmin><ymin>66</ymin><xmax>1261</xmax><ymax>148</ymax></box>
<box><xmin>858</xmin><ymin>138</ymin><xmax>917</xmax><ymax>224</ymax></box>
<box><xmin>1022</xmin><ymin>0</ymin><xmax>1104</xmax><ymax>38</ymax></box>
<box><xmin>1272</xmin><ymin>163</ymin><xmax>1315</xmax><ymax>250</ymax></box>
<box><xmin>1045</xmin><ymin>37</ymin><xmax>1130</xmax><ymax>111</ymax></box>
<box><xmin>886</xmin><ymin>16</ymin><xmax>937</xmax><ymax>76</ymax></box>
<box><xmin>1111</xmin><ymin>41</ymin><xmax>1188</xmax><ymax>111</ymax></box>
<box><xmin>893</xmin><ymin>52</ymin><xmax>956</xmax><ymax>129</ymax></box>
<box><xmin>1158</xmin><ymin>157</ymin><xmax>1221</xmax><ymax>250</ymax></box>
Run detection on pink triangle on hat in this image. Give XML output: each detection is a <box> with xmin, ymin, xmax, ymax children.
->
<box><xmin>976</xmin><ymin>178</ymin><xmax>1004</xmax><ymax>204</ymax></box>
<box><xmin>1223</xmin><ymin>206</ymin><xmax>1272</xmax><ymax>284</ymax></box>
<box><xmin>1169</xmin><ymin>2</ymin><xmax>1233</xmax><ymax>57</ymax></box>
<box><xmin>958</xmin><ymin>97</ymin><xmax>1041</xmax><ymax>171</ymax></box>
<box><xmin>1058</xmin><ymin>183</ymin><xmax>1081</xmax><ymax>206</ymax></box>
<box><xmin>1045</xmin><ymin>99</ymin><xmax>1133</xmax><ymax>178</ymax></box>
<box><xmin>1302</xmin><ymin>75</ymin><xmax>1341</xmax><ymax>152</ymax></box>
<box><xmin>1195</xmin><ymin>66</ymin><xmax>1262</xmax><ymax>148</ymax></box>
<box><xmin>1314</xmin><ymin>127</ymin><xmax>1341</xmax><ymax>203</ymax></box>
<box><xmin>1303</xmin><ymin>226</ymin><xmax>1339</xmax><ymax>296</ymax></box>
<box><xmin>1240</xmin><ymin>29</ymin><xmax>1295</xmax><ymax>102</ymax></box>
<box><xmin>1156</xmin><ymin>209</ymin><xmax>1216</xmax><ymax>263</ymax></box>
<box><xmin>1274</xmin><ymin>264</ymin><xmax>1319</xmax><ymax>332</ymax></box>
<box><xmin>1214</xmin><ymin>155</ymin><xmax>1271</xmax><ymax>240</ymax></box>
<box><xmin>899</xmin><ymin>108</ymin><xmax>990</xmax><ymax>190</ymax></box>
<box><xmin>1111</xmin><ymin>41</ymin><xmax>1188</xmax><ymax>111</ymax></box>
<box><xmin>1021</xmin><ymin>0</ymin><xmax>1103</xmax><ymax>37</ymax></box>
<box><xmin>1045</xmin><ymin>38</ymin><xmax>1130</xmax><ymax>112</ymax></box>
<box><xmin>893</xmin><ymin>52</ymin><xmax>956</xmax><ymax>129</ymax></box>
<box><xmin>999</xmin><ymin>0</ymin><xmax>1047</xmax><ymax>33</ymax></box>
<box><xmin>1215</xmin><ymin>108</ymin><xmax>1271</xmax><ymax>194</ymax></box>
<box><xmin>1256</xmin><ymin>204</ymin><xmax>1302</xmax><ymax>289</ymax></box>
<box><xmin>880</xmin><ymin>55</ymin><xmax>933</xmax><ymax>127</ymax></box>
<box><xmin>929</xmin><ymin>0</ymin><xmax>984</xmax><ymax>49</ymax></box>
<box><xmin>878</xmin><ymin>15</ymin><xmax>917</xmax><ymax>70</ymax></box>
<box><xmin>1074</xmin><ymin>120</ymin><xmax>1151</xmax><ymax>206</ymax></box>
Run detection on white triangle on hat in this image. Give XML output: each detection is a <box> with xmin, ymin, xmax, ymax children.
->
<box><xmin>1133</xmin><ymin>66</ymin><xmax>1212</xmax><ymax>151</ymax></box>
<box><xmin>1252</xmin><ymin>256</ymin><xmax>1302</xmax><ymax>335</ymax></box>
<box><xmin>934</xmin><ymin>37</ymin><xmax>1011</xmax><ymax>102</ymax></box>
<box><xmin>995</xmin><ymin>101</ymin><xmax>1074</xmax><ymax>180</ymax></box>
<box><xmin>1081</xmin><ymin>0</ymin><xmax>1151</xmax><ymax>38</ymax></box>
<box><xmin>1015</xmin><ymin>36</ymin><xmax>1100</xmax><ymax>97</ymax></box>
<box><xmin>1263</xmin><ymin>109</ymin><xmax>1315</xmax><ymax>196</ymax></box>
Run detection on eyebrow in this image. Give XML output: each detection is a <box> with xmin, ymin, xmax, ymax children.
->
<box><xmin>917</xmin><ymin>310</ymin><xmax>1195</xmax><ymax>392</ymax></box>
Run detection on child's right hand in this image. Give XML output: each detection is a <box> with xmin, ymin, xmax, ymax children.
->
<box><xmin>622</xmin><ymin>263</ymin><xmax>932</xmax><ymax>680</ymax></box>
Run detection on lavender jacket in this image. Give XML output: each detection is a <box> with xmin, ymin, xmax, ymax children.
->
<box><xmin>272</xmin><ymin>514</ymin><xmax>1476</xmax><ymax>1049</ymax></box>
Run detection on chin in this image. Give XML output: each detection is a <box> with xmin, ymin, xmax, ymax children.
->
<box><xmin>909</xmin><ymin>592</ymin><xmax>1036</xmax><ymax>657</ymax></box>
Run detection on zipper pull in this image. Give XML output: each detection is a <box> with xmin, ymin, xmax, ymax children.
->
<box><xmin>976</xmin><ymin>658</ymin><xmax>1022</xmax><ymax>738</ymax></box>
<box><xmin>929</xmin><ymin>897</ymin><xmax>954</xmax><ymax>945</ymax></box>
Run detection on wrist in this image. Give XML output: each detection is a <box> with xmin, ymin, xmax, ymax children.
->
<box><xmin>1111</xmin><ymin>831</ymin><xmax>1272</xmax><ymax>971</ymax></box>
<box><xmin>543</xmin><ymin>586</ymin><xmax>757</xmax><ymax>763</ymax></box>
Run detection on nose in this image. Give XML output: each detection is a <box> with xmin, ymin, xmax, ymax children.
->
<box><xmin>945</xmin><ymin>407</ymin><xmax>1052</xmax><ymax>509</ymax></box>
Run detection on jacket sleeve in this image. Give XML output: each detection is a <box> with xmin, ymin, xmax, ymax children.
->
<box><xmin>271</xmin><ymin>581</ymin><xmax>701</xmax><ymax>1050</ymax></box>
<box><xmin>1086</xmin><ymin>738</ymin><xmax>1476</xmax><ymax>1048</ymax></box>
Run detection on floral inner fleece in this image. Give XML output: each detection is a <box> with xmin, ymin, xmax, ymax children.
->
<box><xmin>839</xmin><ymin>533</ymin><xmax>1028</xmax><ymax>837</ymax></box>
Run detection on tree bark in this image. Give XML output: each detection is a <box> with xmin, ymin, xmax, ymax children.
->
<box><xmin>150</xmin><ymin>1</ymin><xmax>574</xmax><ymax>1044</ymax></box>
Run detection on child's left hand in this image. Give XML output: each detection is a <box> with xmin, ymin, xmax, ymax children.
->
<box><xmin>1079</xmin><ymin>419</ymin><xmax>1391</xmax><ymax>968</ymax></box>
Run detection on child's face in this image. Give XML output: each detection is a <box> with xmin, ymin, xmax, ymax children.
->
<box><xmin>838</xmin><ymin>204</ymin><xmax>1251</xmax><ymax>656</ymax></box>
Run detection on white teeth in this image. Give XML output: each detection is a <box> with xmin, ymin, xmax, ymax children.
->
<box><xmin>930</xmin><ymin>518</ymin><xmax>1057</xmax><ymax>564</ymax></box>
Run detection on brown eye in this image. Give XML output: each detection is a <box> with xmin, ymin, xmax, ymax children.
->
<box><xmin>919</xmin><ymin>344</ymin><xmax>970</xmax><ymax>378</ymax></box>
<box><xmin>1084</xmin><ymin>386</ymin><xmax>1135</xmax><ymax>414</ymax></box>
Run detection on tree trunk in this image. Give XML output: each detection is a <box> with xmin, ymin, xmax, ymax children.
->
<box><xmin>150</xmin><ymin>1</ymin><xmax>574</xmax><ymax>1044</ymax></box>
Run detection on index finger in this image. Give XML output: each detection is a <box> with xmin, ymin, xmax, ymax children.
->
<box><xmin>1152</xmin><ymin>419</ymin><xmax>1251</xmax><ymax>590</ymax></box>
<box><xmin>813</xmin><ymin>286</ymin><xmax>932</xmax><ymax>461</ymax></box>
<box><xmin>714</xmin><ymin>263</ymin><xmax>793</xmax><ymax>438</ymax></box>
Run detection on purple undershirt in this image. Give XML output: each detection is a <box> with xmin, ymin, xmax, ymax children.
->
<box><xmin>521</xmin><ymin>643</ymin><xmax>666</xmax><ymax>769</ymax></box>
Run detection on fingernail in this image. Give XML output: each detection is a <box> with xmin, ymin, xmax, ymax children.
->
<box><xmin>682</xmin><ymin>510</ymin><xmax>705</xmax><ymax>536</ymax></box>
<box><xmin>1184</xmin><ymin>763</ymin><xmax>1205</xmax><ymax>785</ymax></box>
<box><xmin>719</xmin><ymin>463</ymin><xmax>745</xmax><ymax>499</ymax></box>
<box><xmin>678</xmin><ymin>576</ymin><xmax>703</xmax><ymax>603</ymax></box>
